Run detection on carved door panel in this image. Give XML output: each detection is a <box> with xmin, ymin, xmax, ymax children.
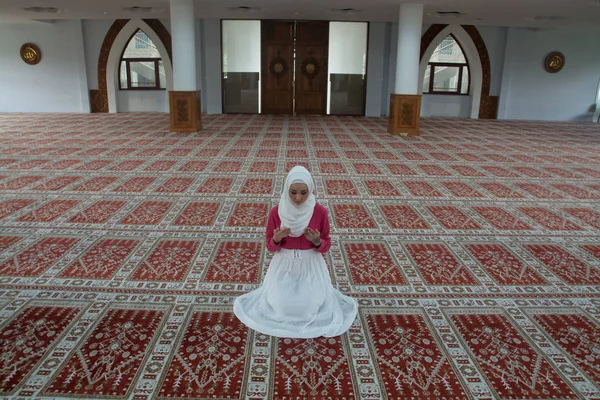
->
<box><xmin>261</xmin><ymin>20</ymin><xmax>294</xmax><ymax>114</ymax></box>
<box><xmin>294</xmin><ymin>21</ymin><xmax>329</xmax><ymax>115</ymax></box>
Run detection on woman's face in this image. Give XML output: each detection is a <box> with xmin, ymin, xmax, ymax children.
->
<box><xmin>289</xmin><ymin>183</ymin><xmax>309</xmax><ymax>206</ymax></box>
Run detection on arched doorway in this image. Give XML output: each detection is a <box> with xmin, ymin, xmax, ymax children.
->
<box><xmin>420</xmin><ymin>24</ymin><xmax>497</xmax><ymax>119</ymax></box>
<box><xmin>92</xmin><ymin>19</ymin><xmax>172</xmax><ymax>113</ymax></box>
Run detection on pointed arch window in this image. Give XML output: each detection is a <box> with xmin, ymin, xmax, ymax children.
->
<box><xmin>119</xmin><ymin>29</ymin><xmax>166</xmax><ymax>90</ymax></box>
<box><xmin>423</xmin><ymin>34</ymin><xmax>469</xmax><ymax>95</ymax></box>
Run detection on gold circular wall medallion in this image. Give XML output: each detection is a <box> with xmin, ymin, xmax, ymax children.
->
<box><xmin>544</xmin><ymin>51</ymin><xmax>565</xmax><ymax>73</ymax></box>
<box><xmin>20</xmin><ymin>43</ymin><xmax>41</xmax><ymax>65</ymax></box>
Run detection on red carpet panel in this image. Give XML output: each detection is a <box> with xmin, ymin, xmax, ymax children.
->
<box><xmin>0</xmin><ymin>113</ymin><xmax>599</xmax><ymax>399</ymax></box>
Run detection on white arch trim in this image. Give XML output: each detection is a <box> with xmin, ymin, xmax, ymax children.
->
<box><xmin>418</xmin><ymin>25</ymin><xmax>482</xmax><ymax>119</ymax></box>
<box><xmin>106</xmin><ymin>19</ymin><xmax>174</xmax><ymax>113</ymax></box>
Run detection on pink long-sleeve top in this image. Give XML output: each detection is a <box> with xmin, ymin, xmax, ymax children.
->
<box><xmin>266</xmin><ymin>204</ymin><xmax>331</xmax><ymax>253</ymax></box>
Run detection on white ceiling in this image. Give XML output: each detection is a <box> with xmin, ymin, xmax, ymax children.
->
<box><xmin>1</xmin><ymin>0</ymin><xmax>600</xmax><ymax>27</ymax></box>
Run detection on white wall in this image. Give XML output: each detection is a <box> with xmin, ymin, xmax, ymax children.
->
<box><xmin>6</xmin><ymin>19</ymin><xmax>598</xmax><ymax>121</ymax></box>
<box><xmin>498</xmin><ymin>26</ymin><xmax>600</xmax><ymax>121</ymax></box>
<box><xmin>477</xmin><ymin>26</ymin><xmax>508</xmax><ymax>96</ymax></box>
<box><xmin>421</xmin><ymin>95</ymin><xmax>472</xmax><ymax>118</ymax></box>
<box><xmin>83</xmin><ymin>19</ymin><xmax>114</xmax><ymax>90</ymax></box>
<box><xmin>116</xmin><ymin>91</ymin><xmax>169</xmax><ymax>112</ymax></box>
<box><xmin>0</xmin><ymin>20</ymin><xmax>90</xmax><ymax>112</ymax></box>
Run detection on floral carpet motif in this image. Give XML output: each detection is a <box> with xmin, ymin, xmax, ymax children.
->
<box><xmin>0</xmin><ymin>113</ymin><xmax>599</xmax><ymax>399</ymax></box>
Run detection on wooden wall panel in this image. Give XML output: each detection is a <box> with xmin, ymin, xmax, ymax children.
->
<box><xmin>294</xmin><ymin>21</ymin><xmax>329</xmax><ymax>115</ymax></box>
<box><xmin>261</xmin><ymin>21</ymin><xmax>294</xmax><ymax>114</ymax></box>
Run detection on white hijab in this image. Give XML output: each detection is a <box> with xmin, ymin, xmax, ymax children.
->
<box><xmin>278</xmin><ymin>166</ymin><xmax>316</xmax><ymax>237</ymax></box>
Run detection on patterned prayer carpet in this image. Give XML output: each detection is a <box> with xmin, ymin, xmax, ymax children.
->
<box><xmin>0</xmin><ymin>112</ymin><xmax>599</xmax><ymax>399</ymax></box>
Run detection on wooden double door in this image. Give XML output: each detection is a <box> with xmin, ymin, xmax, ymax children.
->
<box><xmin>261</xmin><ymin>20</ymin><xmax>329</xmax><ymax>115</ymax></box>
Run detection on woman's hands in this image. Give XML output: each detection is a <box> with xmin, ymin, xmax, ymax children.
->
<box><xmin>304</xmin><ymin>228</ymin><xmax>322</xmax><ymax>247</ymax></box>
<box><xmin>273</xmin><ymin>227</ymin><xmax>322</xmax><ymax>247</ymax></box>
<box><xmin>273</xmin><ymin>227</ymin><xmax>291</xmax><ymax>244</ymax></box>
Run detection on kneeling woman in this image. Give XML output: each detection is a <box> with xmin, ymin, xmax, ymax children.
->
<box><xmin>233</xmin><ymin>166</ymin><xmax>357</xmax><ymax>338</ymax></box>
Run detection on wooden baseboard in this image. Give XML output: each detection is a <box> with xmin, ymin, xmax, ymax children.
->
<box><xmin>388</xmin><ymin>94</ymin><xmax>422</xmax><ymax>136</ymax></box>
<box><xmin>169</xmin><ymin>91</ymin><xmax>202</xmax><ymax>132</ymax></box>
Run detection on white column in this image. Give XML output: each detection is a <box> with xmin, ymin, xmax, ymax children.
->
<box><xmin>394</xmin><ymin>3</ymin><xmax>424</xmax><ymax>94</ymax></box>
<box><xmin>170</xmin><ymin>0</ymin><xmax>197</xmax><ymax>91</ymax></box>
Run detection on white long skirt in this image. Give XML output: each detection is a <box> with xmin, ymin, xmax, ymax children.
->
<box><xmin>233</xmin><ymin>248</ymin><xmax>358</xmax><ymax>338</ymax></box>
